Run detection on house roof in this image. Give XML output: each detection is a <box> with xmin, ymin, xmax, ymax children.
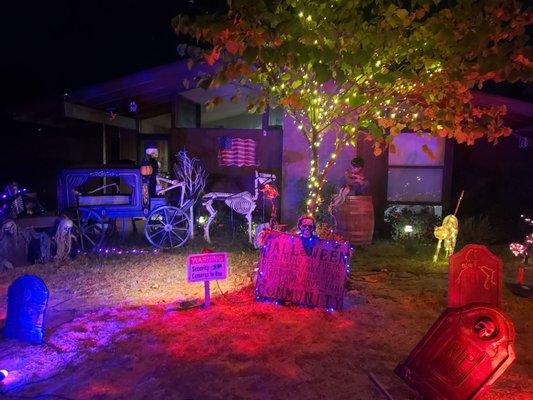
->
<box><xmin>472</xmin><ymin>91</ymin><xmax>533</xmax><ymax>132</ymax></box>
<box><xmin>66</xmin><ymin>61</ymin><xmax>210</xmax><ymax>119</ymax></box>
<box><xmin>13</xmin><ymin>61</ymin><xmax>533</xmax><ymax>133</ymax></box>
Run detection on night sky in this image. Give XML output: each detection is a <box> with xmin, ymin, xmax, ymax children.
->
<box><xmin>0</xmin><ymin>0</ymin><xmax>226</xmax><ymax>111</ymax></box>
<box><xmin>1</xmin><ymin>0</ymin><xmax>531</xmax><ymax>111</ymax></box>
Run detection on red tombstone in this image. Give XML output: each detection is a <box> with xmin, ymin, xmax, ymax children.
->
<box><xmin>448</xmin><ymin>244</ymin><xmax>503</xmax><ymax>308</ymax></box>
<box><xmin>395</xmin><ymin>304</ymin><xmax>516</xmax><ymax>400</ymax></box>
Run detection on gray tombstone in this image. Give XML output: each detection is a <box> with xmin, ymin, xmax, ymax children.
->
<box><xmin>4</xmin><ymin>275</ymin><xmax>49</xmax><ymax>344</ymax></box>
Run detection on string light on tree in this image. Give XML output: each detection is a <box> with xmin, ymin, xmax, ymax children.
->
<box><xmin>175</xmin><ymin>0</ymin><xmax>530</xmax><ymax>213</ymax></box>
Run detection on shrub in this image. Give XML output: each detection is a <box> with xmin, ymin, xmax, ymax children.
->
<box><xmin>385</xmin><ymin>206</ymin><xmax>441</xmax><ymax>243</ymax></box>
<box><xmin>457</xmin><ymin>215</ymin><xmax>499</xmax><ymax>247</ymax></box>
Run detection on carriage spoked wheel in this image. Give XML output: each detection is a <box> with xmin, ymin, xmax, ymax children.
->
<box><xmin>65</xmin><ymin>207</ymin><xmax>106</xmax><ymax>252</ymax></box>
<box><xmin>145</xmin><ymin>206</ymin><xmax>190</xmax><ymax>249</ymax></box>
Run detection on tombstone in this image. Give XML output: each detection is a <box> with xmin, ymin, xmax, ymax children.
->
<box><xmin>448</xmin><ymin>244</ymin><xmax>503</xmax><ymax>308</ymax></box>
<box><xmin>395</xmin><ymin>303</ymin><xmax>515</xmax><ymax>400</ymax></box>
<box><xmin>4</xmin><ymin>275</ymin><xmax>49</xmax><ymax>344</ymax></box>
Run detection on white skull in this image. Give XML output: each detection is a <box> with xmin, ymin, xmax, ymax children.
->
<box><xmin>2</xmin><ymin>220</ymin><xmax>17</xmax><ymax>236</ymax></box>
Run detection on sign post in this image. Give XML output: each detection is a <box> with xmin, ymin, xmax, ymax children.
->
<box><xmin>204</xmin><ymin>281</ymin><xmax>210</xmax><ymax>308</ymax></box>
<box><xmin>187</xmin><ymin>252</ymin><xmax>228</xmax><ymax>309</ymax></box>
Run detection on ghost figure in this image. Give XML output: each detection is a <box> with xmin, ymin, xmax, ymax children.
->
<box><xmin>54</xmin><ymin>216</ymin><xmax>76</xmax><ymax>261</ymax></box>
<box><xmin>2</xmin><ymin>219</ymin><xmax>17</xmax><ymax>238</ymax></box>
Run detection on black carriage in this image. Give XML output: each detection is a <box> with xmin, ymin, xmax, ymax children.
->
<box><xmin>57</xmin><ymin>167</ymin><xmax>191</xmax><ymax>250</ymax></box>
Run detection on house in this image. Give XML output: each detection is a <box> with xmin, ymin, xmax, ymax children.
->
<box><xmin>13</xmin><ymin>61</ymin><xmax>533</xmax><ymax>229</ymax></box>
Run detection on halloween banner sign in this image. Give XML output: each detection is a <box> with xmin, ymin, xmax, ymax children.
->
<box><xmin>255</xmin><ymin>232</ymin><xmax>350</xmax><ymax>310</ymax></box>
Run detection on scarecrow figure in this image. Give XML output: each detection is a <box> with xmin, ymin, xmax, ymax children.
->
<box><xmin>328</xmin><ymin>157</ymin><xmax>370</xmax><ymax>229</ymax></box>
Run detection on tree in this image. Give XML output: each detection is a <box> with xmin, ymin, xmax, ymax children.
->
<box><xmin>173</xmin><ymin>0</ymin><xmax>532</xmax><ymax>214</ymax></box>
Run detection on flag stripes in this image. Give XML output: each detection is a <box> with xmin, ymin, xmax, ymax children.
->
<box><xmin>218</xmin><ymin>136</ymin><xmax>257</xmax><ymax>167</ymax></box>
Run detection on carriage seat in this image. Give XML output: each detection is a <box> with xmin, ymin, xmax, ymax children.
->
<box><xmin>78</xmin><ymin>194</ymin><xmax>131</xmax><ymax>206</ymax></box>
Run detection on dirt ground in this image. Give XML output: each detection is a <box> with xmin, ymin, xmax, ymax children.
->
<box><xmin>0</xmin><ymin>239</ymin><xmax>531</xmax><ymax>400</ymax></box>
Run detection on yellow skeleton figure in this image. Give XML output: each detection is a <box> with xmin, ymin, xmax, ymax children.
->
<box><xmin>433</xmin><ymin>214</ymin><xmax>459</xmax><ymax>262</ymax></box>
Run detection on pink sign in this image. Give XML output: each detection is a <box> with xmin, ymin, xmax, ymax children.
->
<box><xmin>448</xmin><ymin>244</ymin><xmax>503</xmax><ymax>308</ymax></box>
<box><xmin>255</xmin><ymin>232</ymin><xmax>349</xmax><ymax>310</ymax></box>
<box><xmin>187</xmin><ymin>252</ymin><xmax>228</xmax><ymax>282</ymax></box>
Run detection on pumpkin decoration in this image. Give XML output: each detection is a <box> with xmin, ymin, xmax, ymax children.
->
<box><xmin>140</xmin><ymin>165</ymin><xmax>153</xmax><ymax>176</ymax></box>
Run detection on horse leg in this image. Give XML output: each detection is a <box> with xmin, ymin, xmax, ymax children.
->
<box><xmin>433</xmin><ymin>239</ymin><xmax>442</xmax><ymax>262</ymax></box>
<box><xmin>203</xmin><ymin>199</ymin><xmax>217</xmax><ymax>243</ymax></box>
<box><xmin>450</xmin><ymin>233</ymin><xmax>458</xmax><ymax>256</ymax></box>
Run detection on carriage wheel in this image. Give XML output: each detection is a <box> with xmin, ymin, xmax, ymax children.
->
<box><xmin>145</xmin><ymin>206</ymin><xmax>190</xmax><ymax>249</ymax></box>
<box><xmin>65</xmin><ymin>207</ymin><xmax>105</xmax><ymax>252</ymax></box>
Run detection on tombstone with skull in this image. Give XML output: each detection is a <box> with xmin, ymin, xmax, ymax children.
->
<box><xmin>396</xmin><ymin>303</ymin><xmax>515</xmax><ymax>400</ymax></box>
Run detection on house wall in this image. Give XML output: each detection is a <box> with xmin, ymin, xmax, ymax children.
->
<box><xmin>170</xmin><ymin>127</ymin><xmax>283</xmax><ymax>209</ymax></box>
<box><xmin>281</xmin><ymin>114</ymin><xmax>358</xmax><ymax>226</ymax></box>
<box><xmin>280</xmin><ymin>116</ymin><xmax>454</xmax><ymax>231</ymax></box>
<box><xmin>140</xmin><ymin>114</ymin><xmax>171</xmax><ymax>133</ymax></box>
<box><xmin>355</xmin><ymin>135</ymin><xmax>389</xmax><ymax>232</ymax></box>
<box><xmin>202</xmin><ymin>112</ymin><xmax>263</xmax><ymax>129</ymax></box>
<box><xmin>451</xmin><ymin>134</ymin><xmax>532</xmax><ymax>239</ymax></box>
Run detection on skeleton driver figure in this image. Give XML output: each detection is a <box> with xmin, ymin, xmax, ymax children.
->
<box><xmin>143</xmin><ymin>142</ymin><xmax>161</xmax><ymax>196</ymax></box>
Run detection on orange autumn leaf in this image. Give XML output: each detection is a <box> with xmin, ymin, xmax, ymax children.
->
<box><xmin>377</xmin><ymin>118</ymin><xmax>394</xmax><ymax>128</ymax></box>
<box><xmin>204</xmin><ymin>47</ymin><xmax>220</xmax><ymax>66</ymax></box>
<box><xmin>373</xmin><ymin>143</ymin><xmax>382</xmax><ymax>156</ymax></box>
<box><xmin>280</xmin><ymin>93</ymin><xmax>302</xmax><ymax>108</ymax></box>
<box><xmin>225</xmin><ymin>40</ymin><xmax>242</xmax><ymax>55</ymax></box>
<box><xmin>219</xmin><ymin>29</ymin><xmax>231</xmax><ymax>41</ymax></box>
<box><xmin>514</xmin><ymin>54</ymin><xmax>532</xmax><ymax>68</ymax></box>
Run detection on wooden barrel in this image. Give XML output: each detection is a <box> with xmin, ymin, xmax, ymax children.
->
<box><xmin>333</xmin><ymin>196</ymin><xmax>374</xmax><ymax>245</ymax></box>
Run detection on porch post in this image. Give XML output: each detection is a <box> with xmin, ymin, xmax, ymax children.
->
<box><xmin>262</xmin><ymin>107</ymin><xmax>270</xmax><ymax>130</ymax></box>
<box><xmin>102</xmin><ymin>122</ymin><xmax>107</xmax><ymax>192</ymax></box>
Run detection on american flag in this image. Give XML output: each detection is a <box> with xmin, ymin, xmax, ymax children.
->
<box><xmin>218</xmin><ymin>136</ymin><xmax>257</xmax><ymax>167</ymax></box>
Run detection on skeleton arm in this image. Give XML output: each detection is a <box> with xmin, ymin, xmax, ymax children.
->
<box><xmin>87</xmin><ymin>183</ymin><xmax>120</xmax><ymax>194</ymax></box>
<box><xmin>156</xmin><ymin>177</ymin><xmax>186</xmax><ymax>206</ymax></box>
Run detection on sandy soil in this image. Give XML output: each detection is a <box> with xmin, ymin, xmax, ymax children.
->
<box><xmin>0</xmin><ymin>240</ymin><xmax>531</xmax><ymax>400</ymax></box>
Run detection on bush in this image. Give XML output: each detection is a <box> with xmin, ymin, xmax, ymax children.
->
<box><xmin>385</xmin><ymin>206</ymin><xmax>441</xmax><ymax>243</ymax></box>
<box><xmin>457</xmin><ymin>215</ymin><xmax>499</xmax><ymax>247</ymax></box>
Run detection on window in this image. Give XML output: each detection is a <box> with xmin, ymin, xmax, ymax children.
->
<box><xmin>387</xmin><ymin>133</ymin><xmax>446</xmax><ymax>204</ymax></box>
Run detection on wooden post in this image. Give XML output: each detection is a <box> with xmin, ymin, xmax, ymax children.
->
<box><xmin>195</xmin><ymin>103</ymin><xmax>202</xmax><ymax>128</ymax></box>
<box><xmin>204</xmin><ymin>281</ymin><xmax>210</xmax><ymax>308</ymax></box>
<box><xmin>262</xmin><ymin>107</ymin><xmax>270</xmax><ymax>130</ymax></box>
<box><xmin>102</xmin><ymin>123</ymin><xmax>107</xmax><ymax>193</ymax></box>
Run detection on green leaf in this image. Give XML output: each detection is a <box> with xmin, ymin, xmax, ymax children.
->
<box><xmin>349</xmin><ymin>94</ymin><xmax>366</xmax><ymax>107</ymax></box>
<box><xmin>395</xmin><ymin>9</ymin><xmax>410</xmax><ymax>27</ymax></box>
<box><xmin>369</xmin><ymin>121</ymin><xmax>382</xmax><ymax>138</ymax></box>
<box><xmin>315</xmin><ymin>63</ymin><xmax>331</xmax><ymax>83</ymax></box>
<box><xmin>291</xmin><ymin>79</ymin><xmax>302</xmax><ymax>89</ymax></box>
<box><xmin>359</xmin><ymin>118</ymin><xmax>371</xmax><ymax>128</ymax></box>
<box><xmin>243</xmin><ymin>47</ymin><xmax>258</xmax><ymax>64</ymax></box>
